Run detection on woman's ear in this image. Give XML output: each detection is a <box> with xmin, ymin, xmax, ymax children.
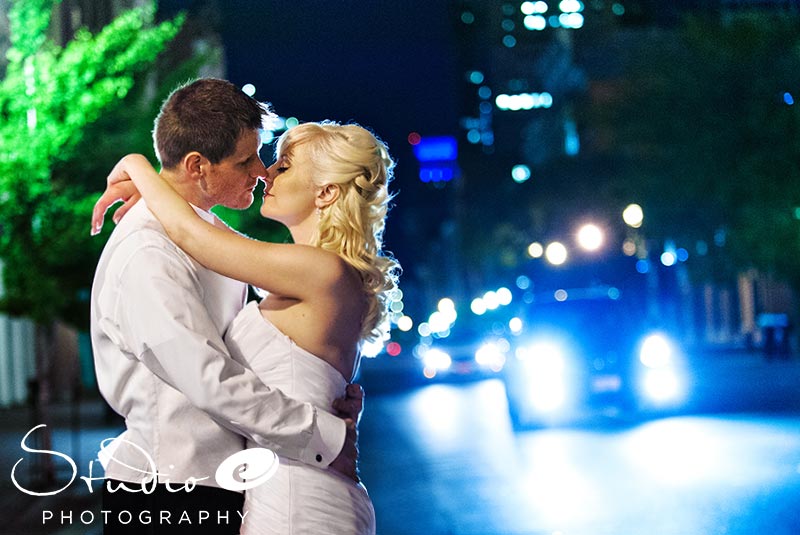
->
<box><xmin>316</xmin><ymin>183</ymin><xmax>340</xmax><ymax>208</ymax></box>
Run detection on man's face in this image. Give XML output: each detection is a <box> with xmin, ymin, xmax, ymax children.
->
<box><xmin>204</xmin><ymin>129</ymin><xmax>267</xmax><ymax>209</ymax></box>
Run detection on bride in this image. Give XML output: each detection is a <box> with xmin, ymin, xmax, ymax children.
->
<box><xmin>92</xmin><ymin>121</ymin><xmax>398</xmax><ymax>534</ymax></box>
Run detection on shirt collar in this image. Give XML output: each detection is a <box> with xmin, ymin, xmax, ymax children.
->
<box><xmin>191</xmin><ymin>204</ymin><xmax>217</xmax><ymax>225</ymax></box>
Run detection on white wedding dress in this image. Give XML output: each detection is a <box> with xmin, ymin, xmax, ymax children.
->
<box><xmin>223</xmin><ymin>301</ymin><xmax>376</xmax><ymax>535</ymax></box>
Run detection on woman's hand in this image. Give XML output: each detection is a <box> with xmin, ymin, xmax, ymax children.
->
<box><xmin>90</xmin><ymin>154</ymin><xmax>151</xmax><ymax>235</ymax></box>
<box><xmin>91</xmin><ymin>181</ymin><xmax>140</xmax><ymax>235</ymax></box>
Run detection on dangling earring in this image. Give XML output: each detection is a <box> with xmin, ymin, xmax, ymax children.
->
<box><xmin>316</xmin><ymin>207</ymin><xmax>322</xmax><ymax>219</ymax></box>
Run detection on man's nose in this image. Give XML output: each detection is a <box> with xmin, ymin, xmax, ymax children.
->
<box><xmin>253</xmin><ymin>160</ymin><xmax>268</xmax><ymax>179</ymax></box>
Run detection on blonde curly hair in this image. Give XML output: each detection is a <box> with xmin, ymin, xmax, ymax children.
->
<box><xmin>275</xmin><ymin>121</ymin><xmax>400</xmax><ymax>345</ymax></box>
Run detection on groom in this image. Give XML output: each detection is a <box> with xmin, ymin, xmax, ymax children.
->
<box><xmin>90</xmin><ymin>78</ymin><xmax>361</xmax><ymax>534</ymax></box>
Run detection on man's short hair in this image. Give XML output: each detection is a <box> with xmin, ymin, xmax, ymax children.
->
<box><xmin>153</xmin><ymin>78</ymin><xmax>271</xmax><ymax>168</ymax></box>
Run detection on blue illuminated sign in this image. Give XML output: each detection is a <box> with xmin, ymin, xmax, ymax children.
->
<box><xmin>419</xmin><ymin>166</ymin><xmax>454</xmax><ymax>183</ymax></box>
<box><xmin>413</xmin><ymin>136</ymin><xmax>457</xmax><ymax>162</ymax></box>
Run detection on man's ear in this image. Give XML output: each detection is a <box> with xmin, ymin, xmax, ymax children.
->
<box><xmin>180</xmin><ymin>151</ymin><xmax>208</xmax><ymax>180</ymax></box>
<box><xmin>316</xmin><ymin>183</ymin><xmax>341</xmax><ymax>208</ymax></box>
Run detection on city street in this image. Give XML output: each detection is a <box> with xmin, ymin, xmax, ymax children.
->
<box><xmin>1</xmin><ymin>353</ymin><xmax>799</xmax><ymax>534</ymax></box>
<box><xmin>360</xmin><ymin>378</ymin><xmax>800</xmax><ymax>535</ymax></box>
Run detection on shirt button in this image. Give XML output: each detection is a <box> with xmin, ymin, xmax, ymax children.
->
<box><xmin>315</xmin><ymin>454</ymin><xmax>323</xmax><ymax>463</ymax></box>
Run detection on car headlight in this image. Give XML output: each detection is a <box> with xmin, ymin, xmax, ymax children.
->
<box><xmin>475</xmin><ymin>341</ymin><xmax>507</xmax><ymax>371</ymax></box>
<box><xmin>639</xmin><ymin>334</ymin><xmax>673</xmax><ymax>368</ymax></box>
<box><xmin>423</xmin><ymin>348</ymin><xmax>452</xmax><ymax>371</ymax></box>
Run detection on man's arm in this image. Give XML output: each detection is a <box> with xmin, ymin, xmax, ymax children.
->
<box><xmin>105</xmin><ymin>235</ymin><xmax>350</xmax><ymax>472</ymax></box>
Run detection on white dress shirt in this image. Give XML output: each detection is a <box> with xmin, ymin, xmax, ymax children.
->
<box><xmin>90</xmin><ymin>201</ymin><xmax>345</xmax><ymax>489</ymax></box>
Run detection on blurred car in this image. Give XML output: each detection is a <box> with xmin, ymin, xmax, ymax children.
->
<box><xmin>503</xmin><ymin>287</ymin><xmax>686</xmax><ymax>428</ymax></box>
<box><xmin>415</xmin><ymin>322</ymin><xmax>509</xmax><ymax>383</ymax></box>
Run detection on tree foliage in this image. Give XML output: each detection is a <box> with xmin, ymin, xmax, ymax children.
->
<box><xmin>602</xmin><ymin>12</ymin><xmax>800</xmax><ymax>285</ymax></box>
<box><xmin>0</xmin><ymin>0</ymin><xmax>184</xmax><ymax>325</ymax></box>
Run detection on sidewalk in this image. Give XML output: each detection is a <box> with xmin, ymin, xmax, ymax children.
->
<box><xmin>683</xmin><ymin>345</ymin><xmax>800</xmax><ymax>413</ymax></box>
<box><xmin>0</xmin><ymin>396</ymin><xmax>122</xmax><ymax>535</ymax></box>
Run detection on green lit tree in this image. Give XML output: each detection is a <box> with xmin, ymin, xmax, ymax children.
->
<box><xmin>0</xmin><ymin>0</ymin><xmax>184</xmax><ymax>325</ymax></box>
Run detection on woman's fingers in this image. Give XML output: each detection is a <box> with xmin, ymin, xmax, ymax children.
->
<box><xmin>91</xmin><ymin>189</ymin><xmax>121</xmax><ymax>235</ymax></box>
<box><xmin>91</xmin><ymin>182</ymin><xmax>140</xmax><ymax>235</ymax></box>
<box><xmin>112</xmin><ymin>192</ymin><xmax>141</xmax><ymax>224</ymax></box>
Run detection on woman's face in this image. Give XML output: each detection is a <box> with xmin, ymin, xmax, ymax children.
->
<box><xmin>261</xmin><ymin>142</ymin><xmax>318</xmax><ymax>225</ymax></box>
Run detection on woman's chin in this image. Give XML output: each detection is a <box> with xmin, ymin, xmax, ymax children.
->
<box><xmin>259</xmin><ymin>205</ymin><xmax>273</xmax><ymax>220</ymax></box>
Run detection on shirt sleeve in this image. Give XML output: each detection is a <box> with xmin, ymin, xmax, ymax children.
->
<box><xmin>110</xmin><ymin>238</ymin><xmax>345</xmax><ymax>467</ymax></box>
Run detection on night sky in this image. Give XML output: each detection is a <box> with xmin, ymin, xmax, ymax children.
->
<box><xmin>161</xmin><ymin>0</ymin><xmax>465</xmax><ymax>279</ymax></box>
<box><xmin>217</xmin><ymin>0</ymin><xmax>460</xmax><ymax>145</ymax></box>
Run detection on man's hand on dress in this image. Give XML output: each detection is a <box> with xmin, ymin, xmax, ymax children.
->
<box><xmin>329</xmin><ymin>383</ymin><xmax>364</xmax><ymax>482</ymax></box>
<box><xmin>332</xmin><ymin>383</ymin><xmax>364</xmax><ymax>424</ymax></box>
<box><xmin>328</xmin><ymin>417</ymin><xmax>359</xmax><ymax>483</ymax></box>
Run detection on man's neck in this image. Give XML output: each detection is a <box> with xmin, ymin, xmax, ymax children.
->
<box><xmin>160</xmin><ymin>169</ymin><xmax>213</xmax><ymax>212</ymax></box>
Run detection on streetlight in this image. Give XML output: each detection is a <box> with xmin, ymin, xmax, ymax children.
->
<box><xmin>623</xmin><ymin>204</ymin><xmax>644</xmax><ymax>228</ymax></box>
<box><xmin>527</xmin><ymin>242</ymin><xmax>544</xmax><ymax>258</ymax></box>
<box><xmin>545</xmin><ymin>242</ymin><xmax>568</xmax><ymax>266</ymax></box>
<box><xmin>576</xmin><ymin>223</ymin><xmax>603</xmax><ymax>251</ymax></box>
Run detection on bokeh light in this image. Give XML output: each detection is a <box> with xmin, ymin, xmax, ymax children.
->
<box><xmin>623</xmin><ymin>204</ymin><xmax>644</xmax><ymax>228</ymax></box>
<box><xmin>496</xmin><ymin>287</ymin><xmax>513</xmax><ymax>306</ymax></box>
<box><xmin>468</xmin><ymin>71</ymin><xmax>485</xmax><ymax>84</ymax></box>
<box><xmin>524</xmin><ymin>14</ymin><xmax>547</xmax><ymax>30</ymax></box>
<box><xmin>577</xmin><ymin>224</ymin><xmax>603</xmax><ymax>251</ymax></box>
<box><xmin>545</xmin><ymin>242</ymin><xmax>568</xmax><ymax>265</ymax></box>
<box><xmin>471</xmin><ymin>298</ymin><xmax>487</xmax><ymax>315</ymax></box>
<box><xmin>397</xmin><ymin>315</ymin><xmax>413</xmax><ymax>332</ymax></box>
<box><xmin>622</xmin><ymin>239</ymin><xmax>637</xmax><ymax>256</ymax></box>
<box><xmin>528</xmin><ymin>242</ymin><xmax>544</xmax><ymax>258</ymax></box>
<box><xmin>386</xmin><ymin>342</ymin><xmax>402</xmax><ymax>356</ymax></box>
<box><xmin>512</xmin><ymin>164</ymin><xmax>531</xmax><ymax>183</ymax></box>
<box><xmin>483</xmin><ymin>291</ymin><xmax>500</xmax><ymax>310</ymax></box>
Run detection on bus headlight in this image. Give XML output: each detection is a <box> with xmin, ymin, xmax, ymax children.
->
<box><xmin>638</xmin><ymin>333</ymin><xmax>683</xmax><ymax>404</ymax></box>
<box><xmin>517</xmin><ymin>342</ymin><xmax>568</xmax><ymax>413</ymax></box>
<box><xmin>639</xmin><ymin>334</ymin><xmax>673</xmax><ymax>368</ymax></box>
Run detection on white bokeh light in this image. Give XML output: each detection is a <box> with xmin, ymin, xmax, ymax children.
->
<box><xmin>577</xmin><ymin>224</ymin><xmax>604</xmax><ymax>251</ymax></box>
<box><xmin>545</xmin><ymin>242</ymin><xmax>568</xmax><ymax>265</ymax></box>
<box><xmin>623</xmin><ymin>204</ymin><xmax>644</xmax><ymax>228</ymax></box>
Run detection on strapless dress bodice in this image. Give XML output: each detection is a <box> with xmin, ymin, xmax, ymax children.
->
<box><xmin>224</xmin><ymin>301</ymin><xmax>348</xmax><ymax>411</ymax></box>
<box><xmin>222</xmin><ymin>301</ymin><xmax>375</xmax><ymax>535</ymax></box>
